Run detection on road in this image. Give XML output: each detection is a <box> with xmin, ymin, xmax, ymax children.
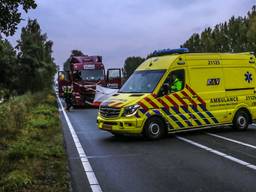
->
<box><xmin>59</xmin><ymin>103</ymin><xmax>256</xmax><ymax>192</ymax></box>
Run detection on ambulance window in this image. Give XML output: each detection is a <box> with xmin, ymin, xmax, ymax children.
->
<box><xmin>159</xmin><ymin>69</ymin><xmax>185</xmax><ymax>96</ymax></box>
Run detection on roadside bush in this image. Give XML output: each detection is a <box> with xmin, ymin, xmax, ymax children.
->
<box><xmin>32</xmin><ymin>104</ymin><xmax>55</xmax><ymax>116</ymax></box>
<box><xmin>7</xmin><ymin>139</ymin><xmax>42</xmax><ymax>160</ymax></box>
<box><xmin>0</xmin><ymin>91</ymin><xmax>69</xmax><ymax>191</ymax></box>
<box><xmin>1</xmin><ymin>170</ymin><xmax>32</xmax><ymax>191</ymax></box>
<box><xmin>29</xmin><ymin>118</ymin><xmax>51</xmax><ymax>129</ymax></box>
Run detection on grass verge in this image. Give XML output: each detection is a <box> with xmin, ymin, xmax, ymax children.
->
<box><xmin>0</xmin><ymin>91</ymin><xmax>69</xmax><ymax>191</ymax></box>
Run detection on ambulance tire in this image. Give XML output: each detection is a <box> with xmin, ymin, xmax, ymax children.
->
<box><xmin>143</xmin><ymin>117</ymin><xmax>166</xmax><ymax>140</ymax></box>
<box><xmin>233</xmin><ymin>110</ymin><xmax>250</xmax><ymax>131</ymax></box>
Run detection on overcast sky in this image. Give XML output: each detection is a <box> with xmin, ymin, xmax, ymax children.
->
<box><xmin>8</xmin><ymin>0</ymin><xmax>256</xmax><ymax>69</ymax></box>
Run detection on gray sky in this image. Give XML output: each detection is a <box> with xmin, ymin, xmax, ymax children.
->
<box><xmin>8</xmin><ymin>0</ymin><xmax>256</xmax><ymax>69</ymax></box>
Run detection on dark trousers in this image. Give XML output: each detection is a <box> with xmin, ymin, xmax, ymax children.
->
<box><xmin>64</xmin><ymin>96</ymin><xmax>72</xmax><ymax>111</ymax></box>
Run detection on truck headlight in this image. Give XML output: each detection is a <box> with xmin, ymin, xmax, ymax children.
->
<box><xmin>123</xmin><ymin>104</ymin><xmax>140</xmax><ymax>117</ymax></box>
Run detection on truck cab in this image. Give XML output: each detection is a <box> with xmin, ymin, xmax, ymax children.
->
<box><xmin>63</xmin><ymin>55</ymin><xmax>123</xmax><ymax>107</ymax></box>
<box><xmin>70</xmin><ymin>56</ymin><xmax>105</xmax><ymax>106</ymax></box>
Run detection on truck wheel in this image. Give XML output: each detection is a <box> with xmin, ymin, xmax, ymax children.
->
<box><xmin>143</xmin><ymin>117</ymin><xmax>166</xmax><ymax>140</ymax></box>
<box><xmin>233</xmin><ymin>110</ymin><xmax>249</xmax><ymax>131</ymax></box>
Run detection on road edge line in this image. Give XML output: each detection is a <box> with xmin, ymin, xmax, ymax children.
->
<box><xmin>57</xmin><ymin>96</ymin><xmax>103</xmax><ymax>192</ymax></box>
<box><xmin>207</xmin><ymin>133</ymin><xmax>256</xmax><ymax>150</ymax></box>
<box><xmin>176</xmin><ymin>136</ymin><xmax>256</xmax><ymax>171</ymax></box>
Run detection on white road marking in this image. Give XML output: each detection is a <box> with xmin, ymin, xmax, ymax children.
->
<box><xmin>252</xmin><ymin>123</ymin><xmax>256</xmax><ymax>126</ymax></box>
<box><xmin>57</xmin><ymin>97</ymin><xmax>102</xmax><ymax>192</ymax></box>
<box><xmin>207</xmin><ymin>133</ymin><xmax>256</xmax><ymax>150</ymax></box>
<box><xmin>176</xmin><ymin>136</ymin><xmax>256</xmax><ymax>171</ymax></box>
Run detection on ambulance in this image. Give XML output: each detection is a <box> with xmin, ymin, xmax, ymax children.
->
<box><xmin>97</xmin><ymin>48</ymin><xmax>256</xmax><ymax>139</ymax></box>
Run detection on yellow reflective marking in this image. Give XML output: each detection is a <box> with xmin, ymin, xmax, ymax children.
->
<box><xmin>184</xmin><ymin>89</ymin><xmax>215</xmax><ymax>125</ymax></box>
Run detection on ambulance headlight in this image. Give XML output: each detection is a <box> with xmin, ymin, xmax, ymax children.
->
<box><xmin>123</xmin><ymin>104</ymin><xmax>140</xmax><ymax>117</ymax></box>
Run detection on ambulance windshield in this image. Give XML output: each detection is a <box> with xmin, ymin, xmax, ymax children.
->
<box><xmin>119</xmin><ymin>70</ymin><xmax>165</xmax><ymax>93</ymax></box>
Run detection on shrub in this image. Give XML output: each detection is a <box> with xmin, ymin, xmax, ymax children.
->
<box><xmin>1</xmin><ymin>170</ymin><xmax>32</xmax><ymax>191</ymax></box>
<box><xmin>29</xmin><ymin>118</ymin><xmax>50</xmax><ymax>129</ymax></box>
<box><xmin>32</xmin><ymin>104</ymin><xmax>55</xmax><ymax>116</ymax></box>
<box><xmin>0</xmin><ymin>91</ymin><xmax>69</xmax><ymax>191</ymax></box>
<box><xmin>7</xmin><ymin>139</ymin><xmax>38</xmax><ymax>160</ymax></box>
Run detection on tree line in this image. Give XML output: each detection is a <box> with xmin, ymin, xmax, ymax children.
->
<box><xmin>124</xmin><ymin>6</ymin><xmax>256</xmax><ymax>78</ymax></box>
<box><xmin>181</xmin><ymin>6</ymin><xmax>256</xmax><ymax>53</ymax></box>
<box><xmin>0</xmin><ymin>1</ymin><xmax>56</xmax><ymax>98</ymax></box>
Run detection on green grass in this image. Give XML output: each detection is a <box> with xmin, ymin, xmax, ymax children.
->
<box><xmin>0</xmin><ymin>91</ymin><xmax>69</xmax><ymax>191</ymax></box>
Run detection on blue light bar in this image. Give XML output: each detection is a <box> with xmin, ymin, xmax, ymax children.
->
<box><xmin>151</xmin><ymin>48</ymin><xmax>189</xmax><ymax>56</ymax></box>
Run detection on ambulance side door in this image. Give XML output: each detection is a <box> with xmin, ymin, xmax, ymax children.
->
<box><xmin>157</xmin><ymin>67</ymin><xmax>193</xmax><ymax>130</ymax></box>
<box><xmin>188</xmin><ymin>65</ymin><xmax>226</xmax><ymax>125</ymax></box>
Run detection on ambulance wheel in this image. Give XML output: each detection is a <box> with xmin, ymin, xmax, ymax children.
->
<box><xmin>143</xmin><ymin>117</ymin><xmax>166</xmax><ymax>140</ymax></box>
<box><xmin>233</xmin><ymin>110</ymin><xmax>250</xmax><ymax>131</ymax></box>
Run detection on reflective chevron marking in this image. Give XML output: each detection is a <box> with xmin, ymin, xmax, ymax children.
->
<box><xmin>173</xmin><ymin>93</ymin><xmax>188</xmax><ymax>109</ymax></box>
<box><xmin>181</xmin><ymin>106</ymin><xmax>202</xmax><ymax>126</ymax></box>
<box><xmin>190</xmin><ymin>105</ymin><xmax>211</xmax><ymax>124</ymax></box>
<box><xmin>153</xmin><ymin>109</ymin><xmax>161</xmax><ymax>115</ymax></box>
<box><xmin>157</xmin><ymin>98</ymin><xmax>169</xmax><ymax>109</ymax></box>
<box><xmin>199</xmin><ymin>104</ymin><xmax>219</xmax><ymax>124</ymax></box>
<box><xmin>181</xmin><ymin>90</ymin><xmax>197</xmax><ymax>107</ymax></box>
<box><xmin>162</xmin><ymin>108</ymin><xmax>184</xmax><ymax>128</ymax></box>
<box><xmin>144</xmin><ymin>97</ymin><xmax>159</xmax><ymax>109</ymax></box>
<box><xmin>136</xmin><ymin>84</ymin><xmax>219</xmax><ymax>127</ymax></box>
<box><xmin>138</xmin><ymin>101</ymin><xmax>149</xmax><ymax>111</ymax></box>
<box><xmin>164</xmin><ymin>95</ymin><xmax>179</xmax><ymax>109</ymax></box>
<box><xmin>185</xmin><ymin>85</ymin><xmax>206</xmax><ymax>106</ymax></box>
<box><xmin>146</xmin><ymin>112</ymin><xmax>151</xmax><ymax>118</ymax></box>
<box><xmin>171</xmin><ymin>106</ymin><xmax>193</xmax><ymax>127</ymax></box>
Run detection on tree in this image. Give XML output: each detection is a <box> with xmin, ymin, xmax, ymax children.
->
<box><xmin>182</xmin><ymin>33</ymin><xmax>201</xmax><ymax>52</ymax></box>
<box><xmin>124</xmin><ymin>56</ymin><xmax>145</xmax><ymax>78</ymax></box>
<box><xmin>0</xmin><ymin>38</ymin><xmax>17</xmax><ymax>94</ymax></box>
<box><xmin>16</xmin><ymin>19</ymin><xmax>56</xmax><ymax>93</ymax></box>
<box><xmin>0</xmin><ymin>0</ymin><xmax>37</xmax><ymax>36</ymax></box>
<box><xmin>247</xmin><ymin>6</ymin><xmax>256</xmax><ymax>54</ymax></box>
<box><xmin>181</xmin><ymin>6</ymin><xmax>256</xmax><ymax>54</ymax></box>
<box><xmin>63</xmin><ymin>50</ymin><xmax>85</xmax><ymax>71</ymax></box>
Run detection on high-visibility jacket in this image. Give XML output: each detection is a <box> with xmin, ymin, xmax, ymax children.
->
<box><xmin>171</xmin><ymin>78</ymin><xmax>182</xmax><ymax>92</ymax></box>
<box><xmin>63</xmin><ymin>86</ymin><xmax>73</xmax><ymax>98</ymax></box>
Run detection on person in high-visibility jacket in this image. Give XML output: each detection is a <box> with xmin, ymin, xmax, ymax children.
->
<box><xmin>170</xmin><ymin>74</ymin><xmax>183</xmax><ymax>92</ymax></box>
<box><xmin>63</xmin><ymin>85</ymin><xmax>73</xmax><ymax>111</ymax></box>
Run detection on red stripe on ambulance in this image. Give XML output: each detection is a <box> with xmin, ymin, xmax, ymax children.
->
<box><xmin>173</xmin><ymin>93</ymin><xmax>188</xmax><ymax>109</ymax></box>
<box><xmin>157</xmin><ymin>98</ymin><xmax>169</xmax><ymax>109</ymax></box>
<box><xmin>185</xmin><ymin>85</ymin><xmax>206</xmax><ymax>106</ymax></box>
<box><xmin>138</xmin><ymin>101</ymin><xmax>148</xmax><ymax>111</ymax></box>
<box><xmin>144</xmin><ymin>97</ymin><xmax>159</xmax><ymax>109</ymax></box>
<box><xmin>164</xmin><ymin>95</ymin><xmax>179</xmax><ymax>109</ymax></box>
<box><xmin>181</xmin><ymin>91</ymin><xmax>197</xmax><ymax>107</ymax></box>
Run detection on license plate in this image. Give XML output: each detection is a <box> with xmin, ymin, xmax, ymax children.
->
<box><xmin>102</xmin><ymin>124</ymin><xmax>112</xmax><ymax>131</ymax></box>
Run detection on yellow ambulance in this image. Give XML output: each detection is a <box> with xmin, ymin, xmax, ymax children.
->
<box><xmin>97</xmin><ymin>48</ymin><xmax>256</xmax><ymax>139</ymax></box>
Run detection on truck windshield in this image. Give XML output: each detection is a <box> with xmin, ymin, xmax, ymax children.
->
<box><xmin>119</xmin><ymin>70</ymin><xmax>165</xmax><ymax>93</ymax></box>
<box><xmin>78</xmin><ymin>69</ymin><xmax>104</xmax><ymax>81</ymax></box>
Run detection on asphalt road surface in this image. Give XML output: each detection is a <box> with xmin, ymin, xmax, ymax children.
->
<box><xmin>59</xmin><ymin>102</ymin><xmax>256</xmax><ymax>192</ymax></box>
